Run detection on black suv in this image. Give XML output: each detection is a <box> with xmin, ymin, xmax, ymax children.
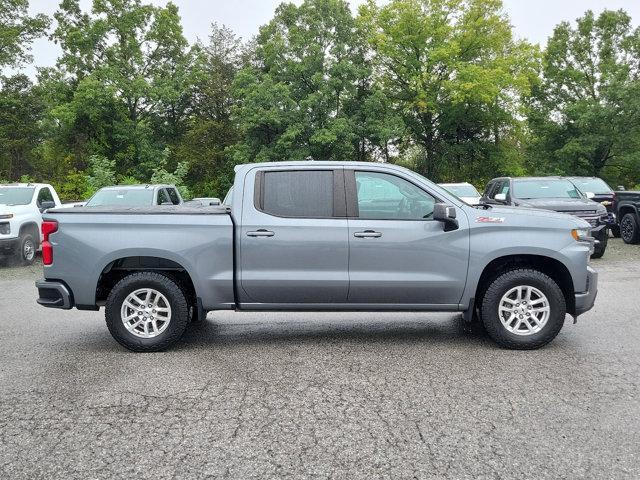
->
<box><xmin>482</xmin><ymin>177</ymin><xmax>609</xmax><ymax>258</ymax></box>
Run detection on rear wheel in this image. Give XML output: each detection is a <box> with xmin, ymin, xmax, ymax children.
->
<box><xmin>620</xmin><ymin>213</ymin><xmax>640</xmax><ymax>244</ymax></box>
<box><xmin>105</xmin><ymin>272</ymin><xmax>190</xmax><ymax>352</ymax></box>
<box><xmin>481</xmin><ymin>269</ymin><xmax>566</xmax><ymax>350</ymax></box>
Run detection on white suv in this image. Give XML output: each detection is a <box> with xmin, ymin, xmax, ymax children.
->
<box><xmin>0</xmin><ymin>183</ymin><xmax>62</xmax><ymax>265</ymax></box>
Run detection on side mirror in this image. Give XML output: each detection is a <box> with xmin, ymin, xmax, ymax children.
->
<box><xmin>494</xmin><ymin>193</ymin><xmax>507</xmax><ymax>203</ymax></box>
<box><xmin>585</xmin><ymin>191</ymin><xmax>595</xmax><ymax>199</ymax></box>
<box><xmin>433</xmin><ymin>203</ymin><xmax>458</xmax><ymax>231</ymax></box>
<box><xmin>39</xmin><ymin>200</ymin><xmax>56</xmax><ymax>211</ymax></box>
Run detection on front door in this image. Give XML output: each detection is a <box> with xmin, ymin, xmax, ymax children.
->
<box><xmin>347</xmin><ymin>169</ymin><xmax>469</xmax><ymax>306</ymax></box>
<box><xmin>239</xmin><ymin>168</ymin><xmax>349</xmax><ymax>305</ymax></box>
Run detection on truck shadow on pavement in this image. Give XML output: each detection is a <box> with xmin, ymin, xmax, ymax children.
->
<box><xmin>175</xmin><ymin>314</ymin><xmax>492</xmax><ymax>350</ymax></box>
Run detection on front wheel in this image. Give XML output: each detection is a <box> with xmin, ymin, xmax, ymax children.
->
<box><xmin>19</xmin><ymin>233</ymin><xmax>36</xmax><ymax>266</ymax></box>
<box><xmin>591</xmin><ymin>230</ymin><xmax>608</xmax><ymax>259</ymax></box>
<box><xmin>105</xmin><ymin>272</ymin><xmax>190</xmax><ymax>352</ymax></box>
<box><xmin>481</xmin><ymin>269</ymin><xmax>566</xmax><ymax>350</ymax></box>
<box><xmin>620</xmin><ymin>213</ymin><xmax>640</xmax><ymax>244</ymax></box>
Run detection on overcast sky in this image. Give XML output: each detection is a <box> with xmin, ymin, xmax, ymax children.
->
<box><xmin>15</xmin><ymin>0</ymin><xmax>640</xmax><ymax>77</ymax></box>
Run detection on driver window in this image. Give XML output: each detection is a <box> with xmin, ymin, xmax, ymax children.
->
<box><xmin>157</xmin><ymin>189</ymin><xmax>170</xmax><ymax>205</ymax></box>
<box><xmin>355</xmin><ymin>171</ymin><xmax>436</xmax><ymax>220</ymax></box>
<box><xmin>37</xmin><ymin>187</ymin><xmax>53</xmax><ymax>206</ymax></box>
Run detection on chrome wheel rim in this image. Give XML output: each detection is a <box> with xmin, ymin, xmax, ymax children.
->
<box><xmin>23</xmin><ymin>239</ymin><xmax>35</xmax><ymax>261</ymax></box>
<box><xmin>121</xmin><ymin>288</ymin><xmax>171</xmax><ymax>338</ymax></box>
<box><xmin>498</xmin><ymin>285</ymin><xmax>550</xmax><ymax>336</ymax></box>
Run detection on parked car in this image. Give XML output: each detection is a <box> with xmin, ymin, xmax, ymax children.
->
<box><xmin>481</xmin><ymin>176</ymin><xmax>609</xmax><ymax>258</ymax></box>
<box><xmin>438</xmin><ymin>182</ymin><xmax>482</xmax><ymax>205</ymax></box>
<box><xmin>566</xmin><ymin>177</ymin><xmax>618</xmax><ymax>236</ymax></box>
<box><xmin>613</xmin><ymin>189</ymin><xmax>640</xmax><ymax>244</ymax></box>
<box><xmin>0</xmin><ymin>183</ymin><xmax>62</xmax><ymax>264</ymax></box>
<box><xmin>36</xmin><ymin>162</ymin><xmax>597</xmax><ymax>352</ymax></box>
<box><xmin>84</xmin><ymin>185</ymin><xmax>183</xmax><ymax>207</ymax></box>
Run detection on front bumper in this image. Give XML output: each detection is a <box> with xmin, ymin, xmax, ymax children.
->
<box><xmin>0</xmin><ymin>236</ymin><xmax>20</xmax><ymax>255</ymax></box>
<box><xmin>36</xmin><ymin>279</ymin><xmax>73</xmax><ymax>310</ymax></box>
<box><xmin>574</xmin><ymin>266</ymin><xmax>598</xmax><ymax>316</ymax></box>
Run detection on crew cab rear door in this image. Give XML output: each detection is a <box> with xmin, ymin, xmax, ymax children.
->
<box><xmin>238</xmin><ymin>167</ymin><xmax>349</xmax><ymax>304</ymax></box>
<box><xmin>345</xmin><ymin>168</ymin><xmax>470</xmax><ymax>306</ymax></box>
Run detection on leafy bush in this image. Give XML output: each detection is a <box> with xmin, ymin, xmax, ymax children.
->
<box><xmin>150</xmin><ymin>149</ymin><xmax>191</xmax><ymax>199</ymax></box>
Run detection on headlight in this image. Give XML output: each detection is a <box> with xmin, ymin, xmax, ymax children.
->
<box><xmin>571</xmin><ymin>228</ymin><xmax>591</xmax><ymax>241</ymax></box>
<box><xmin>572</xmin><ymin>228</ymin><xmax>595</xmax><ymax>255</ymax></box>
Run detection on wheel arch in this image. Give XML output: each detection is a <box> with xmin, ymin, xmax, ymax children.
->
<box><xmin>96</xmin><ymin>255</ymin><xmax>197</xmax><ymax>307</ymax></box>
<box><xmin>619</xmin><ymin>204</ymin><xmax>639</xmax><ymax>220</ymax></box>
<box><xmin>19</xmin><ymin>221</ymin><xmax>40</xmax><ymax>246</ymax></box>
<box><xmin>474</xmin><ymin>254</ymin><xmax>576</xmax><ymax>316</ymax></box>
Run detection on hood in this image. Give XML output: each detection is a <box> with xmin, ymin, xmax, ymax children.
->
<box><xmin>0</xmin><ymin>204</ymin><xmax>32</xmax><ymax>216</ymax></box>
<box><xmin>475</xmin><ymin>204</ymin><xmax>591</xmax><ymax>229</ymax></box>
<box><xmin>460</xmin><ymin>196</ymin><xmax>482</xmax><ymax>205</ymax></box>
<box><xmin>514</xmin><ymin>198</ymin><xmax>606</xmax><ymax>214</ymax></box>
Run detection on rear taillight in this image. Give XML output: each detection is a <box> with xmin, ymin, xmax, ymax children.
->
<box><xmin>41</xmin><ymin>220</ymin><xmax>58</xmax><ymax>265</ymax></box>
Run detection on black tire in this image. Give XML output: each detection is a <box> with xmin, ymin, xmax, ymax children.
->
<box><xmin>105</xmin><ymin>272</ymin><xmax>190</xmax><ymax>352</ymax></box>
<box><xmin>481</xmin><ymin>268</ymin><xmax>566</xmax><ymax>350</ymax></box>
<box><xmin>19</xmin><ymin>233</ymin><xmax>36</xmax><ymax>266</ymax></box>
<box><xmin>620</xmin><ymin>213</ymin><xmax>640</xmax><ymax>244</ymax></box>
<box><xmin>610</xmin><ymin>225</ymin><xmax>621</xmax><ymax>238</ymax></box>
<box><xmin>591</xmin><ymin>231</ymin><xmax>607</xmax><ymax>259</ymax></box>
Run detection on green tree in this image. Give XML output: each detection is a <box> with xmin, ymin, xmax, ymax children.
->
<box><xmin>51</xmin><ymin>0</ymin><xmax>197</xmax><ymax>178</ymax></box>
<box><xmin>0</xmin><ymin>74</ymin><xmax>46</xmax><ymax>179</ymax></box>
<box><xmin>527</xmin><ymin>9</ymin><xmax>640</xmax><ymax>187</ymax></box>
<box><xmin>175</xmin><ymin>23</ymin><xmax>245</xmax><ymax>197</ymax></box>
<box><xmin>0</xmin><ymin>0</ymin><xmax>49</xmax><ymax>69</ymax></box>
<box><xmin>232</xmin><ymin>0</ymin><xmax>397</xmax><ymax>164</ymax></box>
<box><xmin>361</xmin><ymin>0</ymin><xmax>537</xmax><ymax>181</ymax></box>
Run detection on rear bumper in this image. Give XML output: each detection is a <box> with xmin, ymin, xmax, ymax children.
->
<box><xmin>36</xmin><ymin>279</ymin><xmax>73</xmax><ymax>310</ymax></box>
<box><xmin>574</xmin><ymin>266</ymin><xmax>598</xmax><ymax>316</ymax></box>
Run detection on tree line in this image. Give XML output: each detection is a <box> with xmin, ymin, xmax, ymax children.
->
<box><xmin>1</xmin><ymin>0</ymin><xmax>639</xmax><ymax>200</ymax></box>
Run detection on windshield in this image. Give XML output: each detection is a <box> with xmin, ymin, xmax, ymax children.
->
<box><xmin>569</xmin><ymin>178</ymin><xmax>612</xmax><ymax>195</ymax></box>
<box><xmin>86</xmin><ymin>188</ymin><xmax>154</xmax><ymax>207</ymax></box>
<box><xmin>441</xmin><ymin>184</ymin><xmax>480</xmax><ymax>198</ymax></box>
<box><xmin>0</xmin><ymin>187</ymin><xmax>35</xmax><ymax>206</ymax></box>
<box><xmin>513</xmin><ymin>179</ymin><xmax>582</xmax><ymax>199</ymax></box>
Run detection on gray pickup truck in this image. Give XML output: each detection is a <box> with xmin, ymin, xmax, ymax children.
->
<box><xmin>36</xmin><ymin>162</ymin><xmax>598</xmax><ymax>352</ymax></box>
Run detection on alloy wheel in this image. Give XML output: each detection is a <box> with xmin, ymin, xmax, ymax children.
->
<box><xmin>120</xmin><ymin>288</ymin><xmax>172</xmax><ymax>338</ymax></box>
<box><xmin>498</xmin><ymin>285</ymin><xmax>550</xmax><ymax>336</ymax></box>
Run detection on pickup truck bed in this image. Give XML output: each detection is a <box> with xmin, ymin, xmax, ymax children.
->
<box><xmin>38</xmin><ymin>205</ymin><xmax>235</xmax><ymax>312</ymax></box>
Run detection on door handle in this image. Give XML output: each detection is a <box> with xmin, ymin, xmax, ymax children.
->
<box><xmin>247</xmin><ymin>229</ymin><xmax>275</xmax><ymax>237</ymax></box>
<box><xmin>354</xmin><ymin>230</ymin><xmax>382</xmax><ymax>238</ymax></box>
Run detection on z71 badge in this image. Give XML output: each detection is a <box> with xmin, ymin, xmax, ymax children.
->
<box><xmin>476</xmin><ymin>216</ymin><xmax>505</xmax><ymax>223</ymax></box>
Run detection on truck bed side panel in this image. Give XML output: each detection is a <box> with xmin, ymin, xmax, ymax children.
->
<box><xmin>43</xmin><ymin>211</ymin><xmax>234</xmax><ymax>310</ymax></box>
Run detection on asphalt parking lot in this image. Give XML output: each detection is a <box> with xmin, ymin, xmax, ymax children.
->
<box><xmin>1</xmin><ymin>239</ymin><xmax>639</xmax><ymax>479</ymax></box>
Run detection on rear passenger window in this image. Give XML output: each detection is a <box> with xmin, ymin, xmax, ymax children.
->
<box><xmin>260</xmin><ymin>170</ymin><xmax>333</xmax><ymax>217</ymax></box>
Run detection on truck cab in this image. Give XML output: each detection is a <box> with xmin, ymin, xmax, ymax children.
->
<box><xmin>0</xmin><ymin>183</ymin><xmax>62</xmax><ymax>264</ymax></box>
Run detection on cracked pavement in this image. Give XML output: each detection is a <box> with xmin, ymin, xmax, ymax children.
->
<box><xmin>1</xmin><ymin>239</ymin><xmax>639</xmax><ymax>479</ymax></box>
